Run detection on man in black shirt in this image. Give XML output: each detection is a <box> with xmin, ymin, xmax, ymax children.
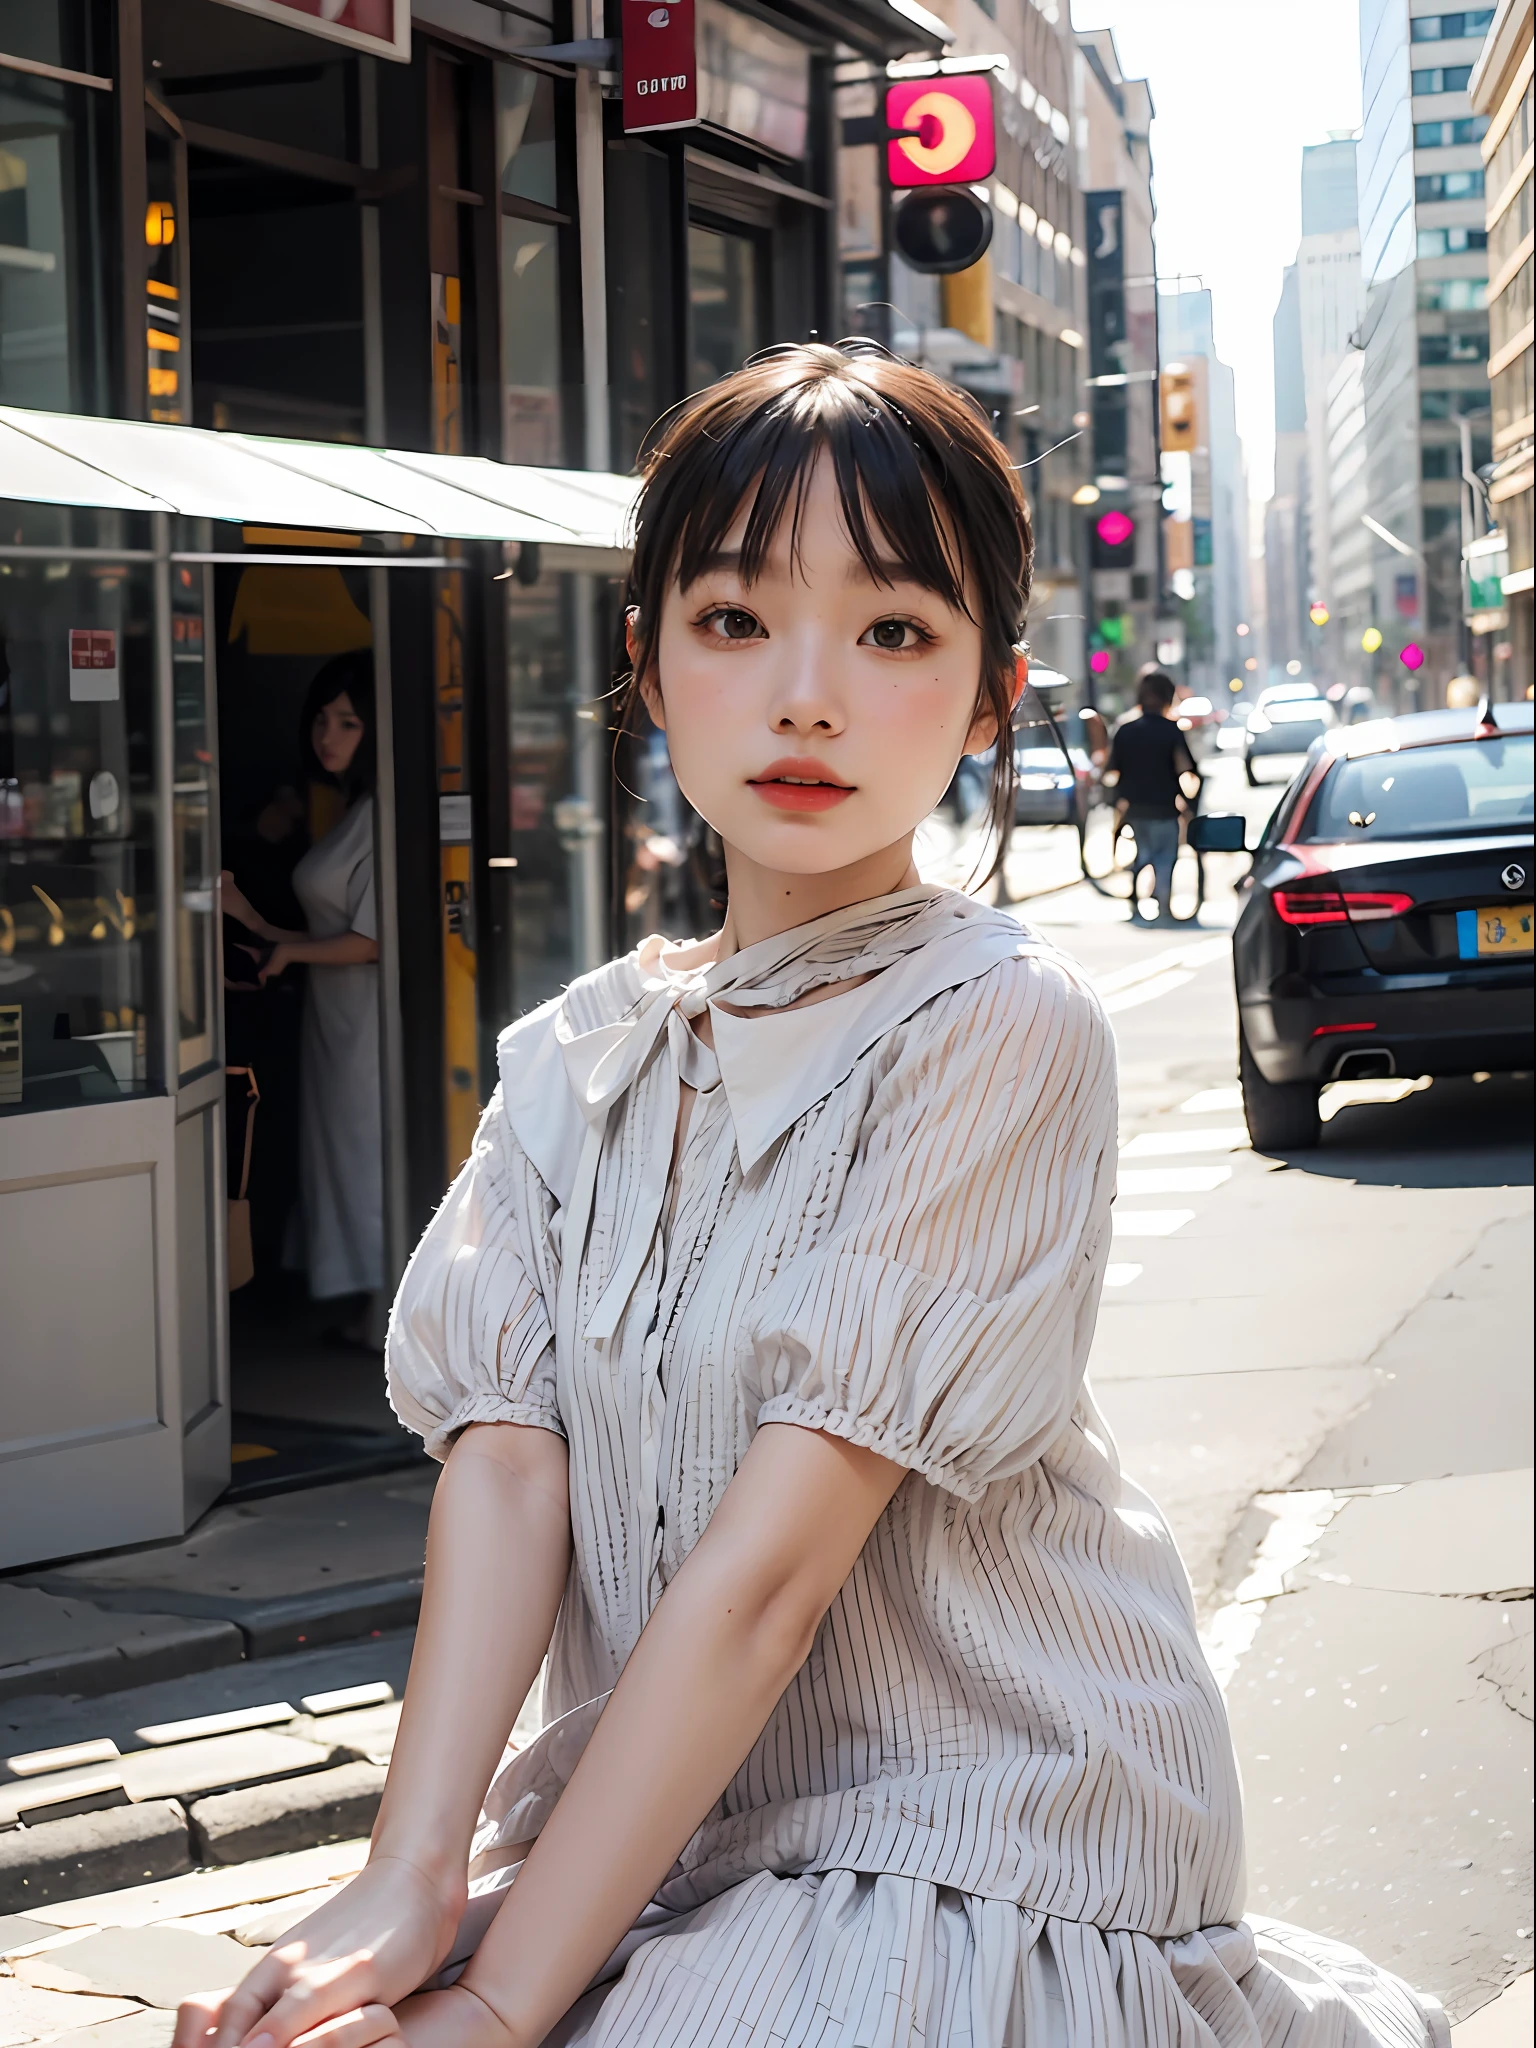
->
<box><xmin>1106</xmin><ymin>670</ymin><xmax>1200</xmax><ymax>921</ymax></box>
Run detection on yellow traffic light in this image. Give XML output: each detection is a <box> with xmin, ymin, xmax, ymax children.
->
<box><xmin>1361</xmin><ymin>626</ymin><xmax>1383</xmax><ymax>653</ymax></box>
<box><xmin>1161</xmin><ymin>362</ymin><xmax>1199</xmax><ymax>453</ymax></box>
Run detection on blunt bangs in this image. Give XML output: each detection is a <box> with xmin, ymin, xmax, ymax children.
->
<box><xmin>618</xmin><ymin>341</ymin><xmax>1034</xmax><ymax>868</ymax></box>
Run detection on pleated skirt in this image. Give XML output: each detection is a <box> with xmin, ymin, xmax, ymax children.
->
<box><xmin>526</xmin><ymin>1870</ymin><xmax>1449</xmax><ymax>2048</ymax></box>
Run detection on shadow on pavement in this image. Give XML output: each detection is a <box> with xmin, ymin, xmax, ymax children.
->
<box><xmin>1275</xmin><ymin>1073</ymin><xmax>1534</xmax><ymax>1190</ymax></box>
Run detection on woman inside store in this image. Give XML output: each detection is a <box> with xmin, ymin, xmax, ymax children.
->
<box><xmin>179</xmin><ymin>345</ymin><xmax>1446</xmax><ymax>2048</ymax></box>
<box><xmin>221</xmin><ymin>649</ymin><xmax>383</xmax><ymax>1346</ymax></box>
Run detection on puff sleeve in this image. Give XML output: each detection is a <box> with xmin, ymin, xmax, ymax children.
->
<box><xmin>386</xmin><ymin>1084</ymin><xmax>562</xmax><ymax>1460</ymax></box>
<box><xmin>739</xmin><ymin>955</ymin><xmax>1116</xmax><ymax>1502</ymax></box>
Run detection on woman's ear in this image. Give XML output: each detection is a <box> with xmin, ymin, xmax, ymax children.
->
<box><xmin>627</xmin><ymin>607</ymin><xmax>667</xmax><ymax>730</ymax></box>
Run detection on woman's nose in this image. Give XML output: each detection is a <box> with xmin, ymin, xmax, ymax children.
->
<box><xmin>769</xmin><ymin>649</ymin><xmax>845</xmax><ymax>734</ymax></box>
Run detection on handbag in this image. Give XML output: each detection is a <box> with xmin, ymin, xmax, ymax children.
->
<box><xmin>226</xmin><ymin>1065</ymin><xmax>260</xmax><ymax>1291</ymax></box>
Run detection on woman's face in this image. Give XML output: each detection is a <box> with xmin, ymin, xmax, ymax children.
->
<box><xmin>312</xmin><ymin>692</ymin><xmax>366</xmax><ymax>778</ymax></box>
<box><xmin>637</xmin><ymin>455</ymin><xmax>997</xmax><ymax>879</ymax></box>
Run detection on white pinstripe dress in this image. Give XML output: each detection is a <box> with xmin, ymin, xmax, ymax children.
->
<box><xmin>387</xmin><ymin>887</ymin><xmax>1446</xmax><ymax>2048</ymax></box>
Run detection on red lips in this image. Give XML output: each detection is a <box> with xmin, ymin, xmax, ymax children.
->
<box><xmin>747</xmin><ymin>758</ymin><xmax>856</xmax><ymax>813</ymax></box>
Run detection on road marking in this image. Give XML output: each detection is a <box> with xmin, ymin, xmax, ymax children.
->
<box><xmin>1091</xmin><ymin>933</ymin><xmax>1230</xmax><ymax>998</ymax></box>
<box><xmin>1200</xmin><ymin>1490</ymin><xmax>1345</xmax><ymax>1690</ymax></box>
<box><xmin>1111</xmin><ymin>1209</ymin><xmax>1195</xmax><ymax>1237</ymax></box>
<box><xmin>1104</xmin><ymin>1263</ymin><xmax>1143</xmax><ymax>1287</ymax></box>
<box><xmin>1120</xmin><ymin>1126</ymin><xmax>1250</xmax><ymax>1158</ymax></box>
<box><xmin>1117</xmin><ymin>1165</ymin><xmax>1232</xmax><ymax>1195</ymax></box>
<box><xmin>1180</xmin><ymin>1087</ymin><xmax>1243</xmax><ymax>1114</ymax></box>
<box><xmin>1103</xmin><ymin>968</ymin><xmax>1197</xmax><ymax>1015</ymax></box>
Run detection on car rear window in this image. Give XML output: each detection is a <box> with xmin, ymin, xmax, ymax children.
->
<box><xmin>1300</xmin><ymin>734</ymin><xmax>1534</xmax><ymax>841</ymax></box>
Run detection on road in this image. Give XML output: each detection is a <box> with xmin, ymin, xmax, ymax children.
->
<box><xmin>1018</xmin><ymin>752</ymin><xmax>1533</xmax><ymax>2033</ymax></box>
<box><xmin>1</xmin><ymin>755</ymin><xmax>1530</xmax><ymax>2041</ymax></box>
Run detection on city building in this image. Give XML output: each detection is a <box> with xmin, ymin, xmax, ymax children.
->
<box><xmin>1297</xmin><ymin>139</ymin><xmax>1366</xmax><ymax>626</ymax></box>
<box><xmin>1469</xmin><ymin>0</ymin><xmax>1534</xmax><ymax>689</ymax></box>
<box><xmin>1076</xmin><ymin>26</ymin><xmax>1161</xmax><ymax>712</ymax></box>
<box><xmin>0</xmin><ymin>0</ymin><xmax>942</xmax><ymax>1568</ymax></box>
<box><xmin>1266</xmin><ymin>262</ymin><xmax>1311</xmax><ymax>680</ymax></box>
<box><xmin>1158</xmin><ymin>284</ymin><xmax>1250</xmax><ymax>699</ymax></box>
<box><xmin>1358</xmin><ymin>0</ymin><xmax>1496</xmax><ymax>700</ymax></box>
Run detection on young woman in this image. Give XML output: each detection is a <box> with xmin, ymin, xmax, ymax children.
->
<box><xmin>181</xmin><ymin>346</ymin><xmax>1445</xmax><ymax>2048</ymax></box>
<box><xmin>222</xmin><ymin>651</ymin><xmax>384</xmax><ymax>1334</ymax></box>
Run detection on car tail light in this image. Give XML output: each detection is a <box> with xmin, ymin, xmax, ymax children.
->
<box><xmin>1272</xmin><ymin>888</ymin><xmax>1414</xmax><ymax>926</ymax></box>
<box><xmin>1312</xmin><ymin>1021</ymin><xmax>1379</xmax><ymax>1037</ymax></box>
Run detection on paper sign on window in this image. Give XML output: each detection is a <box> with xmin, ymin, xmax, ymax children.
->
<box><xmin>69</xmin><ymin>630</ymin><xmax>120</xmax><ymax>703</ymax></box>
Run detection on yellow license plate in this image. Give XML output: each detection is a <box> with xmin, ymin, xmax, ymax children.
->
<box><xmin>1459</xmin><ymin>904</ymin><xmax>1534</xmax><ymax>957</ymax></box>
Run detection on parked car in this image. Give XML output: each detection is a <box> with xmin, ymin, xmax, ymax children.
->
<box><xmin>1216</xmin><ymin>701</ymin><xmax>1253</xmax><ymax>752</ymax></box>
<box><xmin>1013</xmin><ymin>743</ymin><xmax>1094</xmax><ymax>827</ymax></box>
<box><xmin>1243</xmin><ymin>685</ymin><xmax>1336</xmax><ymax>786</ymax></box>
<box><xmin>1191</xmin><ymin>703</ymin><xmax>1534</xmax><ymax>1148</ymax></box>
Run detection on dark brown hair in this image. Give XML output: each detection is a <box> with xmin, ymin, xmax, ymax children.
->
<box><xmin>617</xmin><ymin>341</ymin><xmax>1033</xmax><ymax>858</ymax></box>
<box><xmin>1136</xmin><ymin>666</ymin><xmax>1178</xmax><ymax>712</ymax></box>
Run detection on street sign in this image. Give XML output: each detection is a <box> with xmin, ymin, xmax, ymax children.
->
<box><xmin>885</xmin><ymin>76</ymin><xmax>995</xmax><ymax>187</ymax></box>
<box><xmin>208</xmin><ymin>0</ymin><xmax>409</xmax><ymax>60</ymax></box>
<box><xmin>623</xmin><ymin>0</ymin><xmax>698</xmax><ymax>134</ymax></box>
<box><xmin>891</xmin><ymin>188</ymin><xmax>993</xmax><ymax>274</ymax></box>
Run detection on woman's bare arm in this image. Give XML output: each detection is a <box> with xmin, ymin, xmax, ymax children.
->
<box><xmin>175</xmin><ymin>1423</ymin><xmax>571</xmax><ymax>2048</ymax></box>
<box><xmin>259</xmin><ymin>932</ymin><xmax>379</xmax><ymax>980</ymax></box>
<box><xmin>413</xmin><ymin>1422</ymin><xmax>904</xmax><ymax>2048</ymax></box>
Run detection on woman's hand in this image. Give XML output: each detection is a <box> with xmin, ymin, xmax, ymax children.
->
<box><xmin>258</xmin><ymin>941</ymin><xmax>297</xmax><ymax>984</ymax></box>
<box><xmin>171</xmin><ymin>1855</ymin><xmax>463</xmax><ymax>2048</ymax></box>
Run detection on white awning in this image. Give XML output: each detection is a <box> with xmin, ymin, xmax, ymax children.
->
<box><xmin>0</xmin><ymin>406</ymin><xmax>639</xmax><ymax>554</ymax></box>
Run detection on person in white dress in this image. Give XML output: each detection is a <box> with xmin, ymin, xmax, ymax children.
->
<box><xmin>182</xmin><ymin>347</ymin><xmax>1448</xmax><ymax>2048</ymax></box>
<box><xmin>222</xmin><ymin>650</ymin><xmax>383</xmax><ymax>1335</ymax></box>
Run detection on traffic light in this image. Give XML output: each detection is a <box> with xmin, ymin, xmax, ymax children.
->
<box><xmin>1091</xmin><ymin>507</ymin><xmax>1136</xmax><ymax>570</ymax></box>
<box><xmin>1161</xmin><ymin>362</ymin><xmax>1199</xmax><ymax>452</ymax></box>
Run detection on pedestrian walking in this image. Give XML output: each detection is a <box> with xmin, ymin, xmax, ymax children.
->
<box><xmin>1106</xmin><ymin>668</ymin><xmax>1201</xmax><ymax>921</ymax></box>
<box><xmin>176</xmin><ymin>344</ymin><xmax>1448</xmax><ymax>2048</ymax></box>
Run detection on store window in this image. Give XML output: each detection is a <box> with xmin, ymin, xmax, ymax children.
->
<box><xmin>0</xmin><ymin>7</ymin><xmax>113</xmax><ymax>415</ymax></box>
<box><xmin>0</xmin><ymin>508</ymin><xmax>159</xmax><ymax>1116</ymax></box>
<box><xmin>696</xmin><ymin>0</ymin><xmax>810</xmax><ymax>160</ymax></box>
<box><xmin>689</xmin><ymin>222</ymin><xmax>764</xmax><ymax>390</ymax></box>
<box><xmin>498</xmin><ymin>65</ymin><xmax>572</xmax><ymax>465</ymax></box>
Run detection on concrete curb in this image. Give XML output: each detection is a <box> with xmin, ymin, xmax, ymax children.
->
<box><xmin>0</xmin><ymin>1800</ymin><xmax>192</xmax><ymax>1913</ymax></box>
<box><xmin>189</xmin><ymin>1761</ymin><xmax>387</xmax><ymax>1866</ymax></box>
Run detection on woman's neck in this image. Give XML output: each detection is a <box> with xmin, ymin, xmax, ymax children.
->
<box><xmin>713</xmin><ymin>835</ymin><xmax>922</xmax><ymax>961</ymax></box>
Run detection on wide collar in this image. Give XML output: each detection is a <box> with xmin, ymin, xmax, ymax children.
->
<box><xmin>501</xmin><ymin>885</ymin><xmax>1032</xmax><ymax>1344</ymax></box>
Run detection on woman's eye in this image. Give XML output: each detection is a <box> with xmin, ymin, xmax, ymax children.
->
<box><xmin>705</xmin><ymin>607</ymin><xmax>764</xmax><ymax>642</ymax></box>
<box><xmin>862</xmin><ymin>617</ymin><xmax>924</xmax><ymax>651</ymax></box>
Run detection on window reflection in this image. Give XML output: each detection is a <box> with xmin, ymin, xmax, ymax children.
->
<box><xmin>689</xmin><ymin>222</ymin><xmax>763</xmax><ymax>390</ymax></box>
<box><xmin>498</xmin><ymin>64</ymin><xmax>569</xmax><ymax>465</ymax></box>
<box><xmin>0</xmin><ymin>38</ymin><xmax>111</xmax><ymax>415</ymax></box>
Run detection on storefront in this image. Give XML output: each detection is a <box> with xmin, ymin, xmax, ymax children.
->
<box><xmin>0</xmin><ymin>0</ymin><xmax>945</xmax><ymax>1569</ymax></box>
<box><xmin>0</xmin><ymin>412</ymin><xmax>633</xmax><ymax>1568</ymax></box>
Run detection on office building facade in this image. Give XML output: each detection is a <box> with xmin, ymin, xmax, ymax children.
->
<box><xmin>1358</xmin><ymin>0</ymin><xmax>1495</xmax><ymax>697</ymax></box>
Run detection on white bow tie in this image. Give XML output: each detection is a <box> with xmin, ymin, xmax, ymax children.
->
<box><xmin>553</xmin><ymin>889</ymin><xmax>952</xmax><ymax>1345</ymax></box>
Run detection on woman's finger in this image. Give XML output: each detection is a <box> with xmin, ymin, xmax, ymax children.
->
<box><xmin>238</xmin><ymin>1965</ymin><xmax>374</xmax><ymax>2048</ymax></box>
<box><xmin>291</xmin><ymin>2007</ymin><xmax>401</xmax><ymax>2048</ymax></box>
<box><xmin>199</xmin><ymin>1974</ymin><xmax>289</xmax><ymax>2048</ymax></box>
<box><xmin>173</xmin><ymin>1992</ymin><xmax>227</xmax><ymax>2048</ymax></box>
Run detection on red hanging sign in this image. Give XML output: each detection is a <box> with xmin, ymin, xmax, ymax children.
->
<box><xmin>886</xmin><ymin>76</ymin><xmax>996</xmax><ymax>189</ymax></box>
<box><xmin>623</xmin><ymin>0</ymin><xmax>697</xmax><ymax>134</ymax></box>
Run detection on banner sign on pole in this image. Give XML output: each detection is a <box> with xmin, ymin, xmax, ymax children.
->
<box><xmin>885</xmin><ymin>76</ymin><xmax>995</xmax><ymax>188</ymax></box>
<box><xmin>623</xmin><ymin>0</ymin><xmax>698</xmax><ymax>134</ymax></box>
<box><xmin>209</xmin><ymin>0</ymin><xmax>410</xmax><ymax>61</ymax></box>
